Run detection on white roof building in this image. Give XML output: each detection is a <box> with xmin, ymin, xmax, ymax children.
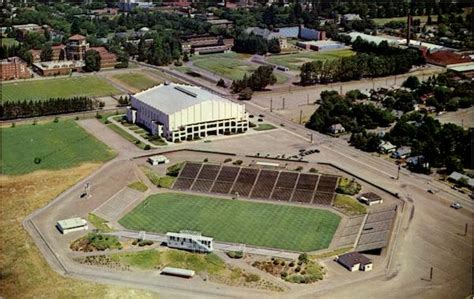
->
<box><xmin>127</xmin><ymin>83</ymin><xmax>248</xmax><ymax>142</ymax></box>
<box><xmin>346</xmin><ymin>32</ymin><xmax>401</xmax><ymax>46</ymax></box>
<box><xmin>166</xmin><ymin>231</ymin><xmax>213</xmax><ymax>253</ymax></box>
<box><xmin>56</xmin><ymin>217</ymin><xmax>88</xmax><ymax>234</ymax></box>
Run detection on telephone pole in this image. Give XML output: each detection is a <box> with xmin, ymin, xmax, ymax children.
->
<box><xmin>282</xmin><ymin>97</ymin><xmax>285</xmax><ymax>110</ymax></box>
<box><xmin>270</xmin><ymin>97</ymin><xmax>273</xmax><ymax>112</ymax></box>
<box><xmin>299</xmin><ymin>110</ymin><xmax>303</xmax><ymax>124</ymax></box>
<box><xmin>307</xmin><ymin>94</ymin><xmax>309</xmax><ymax>105</ymax></box>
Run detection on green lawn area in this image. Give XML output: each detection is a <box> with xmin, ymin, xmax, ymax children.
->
<box><xmin>191</xmin><ymin>52</ymin><xmax>288</xmax><ymax>84</ymax></box>
<box><xmin>333</xmin><ymin>194</ymin><xmax>367</xmax><ymax>216</ymax></box>
<box><xmin>267</xmin><ymin>49</ymin><xmax>355</xmax><ymax>71</ymax></box>
<box><xmin>1</xmin><ymin>120</ymin><xmax>116</xmax><ymax>175</ymax></box>
<box><xmin>112</xmin><ymin>72</ymin><xmax>160</xmax><ymax>91</ymax></box>
<box><xmin>1</xmin><ymin>38</ymin><xmax>19</xmax><ymax>47</ymax></box>
<box><xmin>119</xmin><ymin>193</ymin><xmax>341</xmax><ymax>251</ymax></box>
<box><xmin>128</xmin><ymin>181</ymin><xmax>148</xmax><ymax>192</ymax></box>
<box><xmin>1</xmin><ymin>76</ymin><xmax>120</xmax><ymax>102</ymax></box>
<box><xmin>87</xmin><ymin>213</ymin><xmax>114</xmax><ymax>233</ymax></box>
<box><xmin>106</xmin><ymin>123</ymin><xmax>147</xmax><ymax>150</ymax></box>
<box><xmin>254</xmin><ymin>123</ymin><xmax>276</xmax><ymax>131</ymax></box>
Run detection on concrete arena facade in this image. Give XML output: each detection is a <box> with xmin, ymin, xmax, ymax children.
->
<box><xmin>127</xmin><ymin>83</ymin><xmax>249</xmax><ymax>142</ymax></box>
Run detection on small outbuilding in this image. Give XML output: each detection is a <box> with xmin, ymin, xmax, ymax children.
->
<box><xmin>56</xmin><ymin>217</ymin><xmax>88</xmax><ymax>234</ymax></box>
<box><xmin>358</xmin><ymin>192</ymin><xmax>383</xmax><ymax>206</ymax></box>
<box><xmin>148</xmin><ymin>155</ymin><xmax>170</xmax><ymax>166</ymax></box>
<box><xmin>336</xmin><ymin>252</ymin><xmax>373</xmax><ymax>272</ymax></box>
<box><xmin>328</xmin><ymin>123</ymin><xmax>345</xmax><ymax>134</ymax></box>
<box><xmin>378</xmin><ymin>141</ymin><xmax>397</xmax><ymax>154</ymax></box>
<box><xmin>391</xmin><ymin>146</ymin><xmax>411</xmax><ymax>159</ymax></box>
<box><xmin>160</xmin><ymin>267</ymin><xmax>195</xmax><ymax>278</ymax></box>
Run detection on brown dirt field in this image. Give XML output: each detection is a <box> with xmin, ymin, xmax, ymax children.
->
<box><xmin>0</xmin><ymin>163</ymin><xmax>156</xmax><ymax>298</ymax></box>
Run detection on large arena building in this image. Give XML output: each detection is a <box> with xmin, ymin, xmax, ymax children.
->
<box><xmin>127</xmin><ymin>83</ymin><xmax>249</xmax><ymax>142</ymax></box>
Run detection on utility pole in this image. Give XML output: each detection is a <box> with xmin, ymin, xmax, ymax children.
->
<box><xmin>339</xmin><ymin>85</ymin><xmax>343</xmax><ymax>95</ymax></box>
<box><xmin>396</xmin><ymin>165</ymin><xmax>401</xmax><ymax>180</ymax></box>
<box><xmin>307</xmin><ymin>94</ymin><xmax>309</xmax><ymax>105</ymax></box>
<box><xmin>299</xmin><ymin>110</ymin><xmax>303</xmax><ymax>124</ymax></box>
<box><xmin>464</xmin><ymin>223</ymin><xmax>468</xmax><ymax>236</ymax></box>
<box><xmin>270</xmin><ymin>97</ymin><xmax>273</xmax><ymax>112</ymax></box>
<box><xmin>372</xmin><ymin>78</ymin><xmax>375</xmax><ymax>90</ymax></box>
<box><xmin>282</xmin><ymin>97</ymin><xmax>285</xmax><ymax>110</ymax></box>
<box><xmin>429</xmin><ymin>267</ymin><xmax>433</xmax><ymax>281</ymax></box>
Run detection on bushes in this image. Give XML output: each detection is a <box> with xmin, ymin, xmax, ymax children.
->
<box><xmin>336</xmin><ymin>177</ymin><xmax>362</xmax><ymax>195</ymax></box>
<box><xmin>166</xmin><ymin>162</ymin><xmax>184</xmax><ymax>177</ymax></box>
<box><xmin>224</xmin><ymin>158</ymin><xmax>232</xmax><ymax>163</ymax></box>
<box><xmin>244</xmin><ymin>273</ymin><xmax>260</xmax><ymax>283</ymax></box>
<box><xmin>226</xmin><ymin>251</ymin><xmax>244</xmax><ymax>259</ymax></box>
<box><xmin>233</xmin><ymin>160</ymin><xmax>243</xmax><ymax>165</ymax></box>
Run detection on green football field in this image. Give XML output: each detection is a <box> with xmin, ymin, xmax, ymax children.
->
<box><xmin>112</xmin><ymin>72</ymin><xmax>161</xmax><ymax>91</ymax></box>
<box><xmin>1</xmin><ymin>120</ymin><xmax>116</xmax><ymax>175</ymax></box>
<box><xmin>119</xmin><ymin>193</ymin><xmax>341</xmax><ymax>251</ymax></box>
<box><xmin>191</xmin><ymin>52</ymin><xmax>288</xmax><ymax>84</ymax></box>
<box><xmin>267</xmin><ymin>49</ymin><xmax>355</xmax><ymax>71</ymax></box>
<box><xmin>1</xmin><ymin>76</ymin><xmax>120</xmax><ymax>102</ymax></box>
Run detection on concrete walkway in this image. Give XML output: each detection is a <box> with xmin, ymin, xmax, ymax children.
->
<box><xmin>108</xmin><ymin>230</ymin><xmax>300</xmax><ymax>260</ymax></box>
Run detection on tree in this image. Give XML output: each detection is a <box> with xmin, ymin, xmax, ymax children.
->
<box><xmin>40</xmin><ymin>43</ymin><xmax>53</xmax><ymax>62</ymax></box>
<box><xmin>238</xmin><ymin>87</ymin><xmax>253</xmax><ymax>101</ymax></box>
<box><xmin>84</xmin><ymin>50</ymin><xmax>101</xmax><ymax>72</ymax></box>
<box><xmin>267</xmin><ymin>38</ymin><xmax>281</xmax><ymax>54</ymax></box>
<box><xmin>402</xmin><ymin>76</ymin><xmax>420</xmax><ymax>90</ymax></box>
<box><xmin>216</xmin><ymin>78</ymin><xmax>226</xmax><ymax>88</ymax></box>
<box><xmin>248</xmin><ymin>66</ymin><xmax>277</xmax><ymax>91</ymax></box>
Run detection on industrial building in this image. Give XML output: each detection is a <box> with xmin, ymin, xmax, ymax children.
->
<box><xmin>56</xmin><ymin>217</ymin><xmax>88</xmax><ymax>234</ymax></box>
<box><xmin>127</xmin><ymin>83</ymin><xmax>249</xmax><ymax>142</ymax></box>
<box><xmin>166</xmin><ymin>231</ymin><xmax>213</xmax><ymax>253</ymax></box>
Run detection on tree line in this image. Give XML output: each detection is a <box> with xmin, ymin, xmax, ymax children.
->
<box><xmin>1</xmin><ymin>97</ymin><xmax>104</xmax><ymax>120</ymax></box>
<box><xmin>231</xmin><ymin>65</ymin><xmax>277</xmax><ymax>94</ymax></box>
<box><xmin>233</xmin><ymin>33</ymin><xmax>281</xmax><ymax>55</ymax></box>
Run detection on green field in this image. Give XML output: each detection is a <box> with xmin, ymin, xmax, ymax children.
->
<box><xmin>1</xmin><ymin>38</ymin><xmax>19</xmax><ymax>47</ymax></box>
<box><xmin>191</xmin><ymin>52</ymin><xmax>288</xmax><ymax>84</ymax></box>
<box><xmin>267</xmin><ymin>49</ymin><xmax>355</xmax><ymax>71</ymax></box>
<box><xmin>1</xmin><ymin>76</ymin><xmax>120</xmax><ymax>102</ymax></box>
<box><xmin>112</xmin><ymin>72</ymin><xmax>160</xmax><ymax>91</ymax></box>
<box><xmin>1</xmin><ymin>120</ymin><xmax>115</xmax><ymax>175</ymax></box>
<box><xmin>119</xmin><ymin>193</ymin><xmax>341</xmax><ymax>251</ymax></box>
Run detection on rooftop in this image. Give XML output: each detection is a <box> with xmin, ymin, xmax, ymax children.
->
<box><xmin>346</xmin><ymin>32</ymin><xmax>400</xmax><ymax>46</ymax></box>
<box><xmin>57</xmin><ymin>217</ymin><xmax>87</xmax><ymax>229</ymax></box>
<box><xmin>447</xmin><ymin>62</ymin><xmax>474</xmax><ymax>73</ymax></box>
<box><xmin>338</xmin><ymin>252</ymin><xmax>372</xmax><ymax>267</ymax></box>
<box><xmin>359</xmin><ymin>192</ymin><xmax>382</xmax><ymax>202</ymax></box>
<box><xmin>33</xmin><ymin>60</ymin><xmax>84</xmax><ymax>70</ymax></box>
<box><xmin>133</xmin><ymin>83</ymin><xmax>230</xmax><ymax>114</ymax></box>
<box><xmin>68</xmin><ymin>34</ymin><xmax>87</xmax><ymax>41</ymax></box>
<box><xmin>166</xmin><ymin>231</ymin><xmax>213</xmax><ymax>241</ymax></box>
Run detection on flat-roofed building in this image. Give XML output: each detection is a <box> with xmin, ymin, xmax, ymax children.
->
<box><xmin>33</xmin><ymin>60</ymin><xmax>84</xmax><ymax>76</ymax></box>
<box><xmin>166</xmin><ymin>231</ymin><xmax>213</xmax><ymax>253</ymax></box>
<box><xmin>148</xmin><ymin>155</ymin><xmax>170</xmax><ymax>165</ymax></box>
<box><xmin>56</xmin><ymin>217</ymin><xmax>88</xmax><ymax>234</ymax></box>
<box><xmin>336</xmin><ymin>252</ymin><xmax>373</xmax><ymax>272</ymax></box>
<box><xmin>0</xmin><ymin>56</ymin><xmax>31</xmax><ymax>80</ymax></box>
<box><xmin>358</xmin><ymin>192</ymin><xmax>383</xmax><ymax>206</ymax></box>
<box><xmin>127</xmin><ymin>83</ymin><xmax>249</xmax><ymax>142</ymax></box>
<box><xmin>181</xmin><ymin>34</ymin><xmax>233</xmax><ymax>55</ymax></box>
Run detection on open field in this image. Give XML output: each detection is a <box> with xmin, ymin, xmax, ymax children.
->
<box><xmin>1</xmin><ymin>76</ymin><xmax>120</xmax><ymax>102</ymax></box>
<box><xmin>0</xmin><ymin>163</ymin><xmax>155</xmax><ymax>298</ymax></box>
<box><xmin>112</xmin><ymin>72</ymin><xmax>161</xmax><ymax>91</ymax></box>
<box><xmin>191</xmin><ymin>52</ymin><xmax>288</xmax><ymax>84</ymax></box>
<box><xmin>435</xmin><ymin>107</ymin><xmax>474</xmax><ymax>129</ymax></box>
<box><xmin>266</xmin><ymin>49</ymin><xmax>355</xmax><ymax>71</ymax></box>
<box><xmin>1</xmin><ymin>120</ymin><xmax>115</xmax><ymax>175</ymax></box>
<box><xmin>119</xmin><ymin>193</ymin><xmax>341</xmax><ymax>251</ymax></box>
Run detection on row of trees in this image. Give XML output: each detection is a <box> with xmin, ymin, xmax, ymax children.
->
<box><xmin>305</xmin><ymin>90</ymin><xmax>395</xmax><ymax>133</ymax></box>
<box><xmin>300</xmin><ymin>49</ymin><xmax>423</xmax><ymax>86</ymax></box>
<box><xmin>1</xmin><ymin>97</ymin><xmax>104</xmax><ymax>120</ymax></box>
<box><xmin>233</xmin><ymin>33</ymin><xmax>281</xmax><ymax>55</ymax></box>
<box><xmin>135</xmin><ymin>34</ymin><xmax>181</xmax><ymax>66</ymax></box>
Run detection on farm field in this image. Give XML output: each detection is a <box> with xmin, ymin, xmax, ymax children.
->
<box><xmin>112</xmin><ymin>72</ymin><xmax>160</xmax><ymax>91</ymax></box>
<box><xmin>1</xmin><ymin>76</ymin><xmax>120</xmax><ymax>102</ymax></box>
<box><xmin>119</xmin><ymin>193</ymin><xmax>341</xmax><ymax>251</ymax></box>
<box><xmin>1</xmin><ymin>120</ymin><xmax>115</xmax><ymax>175</ymax></box>
<box><xmin>266</xmin><ymin>49</ymin><xmax>355</xmax><ymax>71</ymax></box>
<box><xmin>191</xmin><ymin>52</ymin><xmax>288</xmax><ymax>84</ymax></box>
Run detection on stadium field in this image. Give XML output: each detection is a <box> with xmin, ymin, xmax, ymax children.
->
<box><xmin>1</xmin><ymin>76</ymin><xmax>120</xmax><ymax>102</ymax></box>
<box><xmin>1</xmin><ymin>120</ymin><xmax>115</xmax><ymax>175</ymax></box>
<box><xmin>266</xmin><ymin>49</ymin><xmax>355</xmax><ymax>71</ymax></box>
<box><xmin>119</xmin><ymin>193</ymin><xmax>341</xmax><ymax>251</ymax></box>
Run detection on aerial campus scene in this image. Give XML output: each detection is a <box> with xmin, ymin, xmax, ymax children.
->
<box><xmin>0</xmin><ymin>1</ymin><xmax>473</xmax><ymax>298</ymax></box>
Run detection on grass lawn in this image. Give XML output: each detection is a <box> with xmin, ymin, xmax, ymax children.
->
<box><xmin>1</xmin><ymin>37</ymin><xmax>19</xmax><ymax>47</ymax></box>
<box><xmin>1</xmin><ymin>76</ymin><xmax>120</xmax><ymax>102</ymax></box>
<box><xmin>112</xmin><ymin>72</ymin><xmax>160</xmax><ymax>91</ymax></box>
<box><xmin>119</xmin><ymin>193</ymin><xmax>341</xmax><ymax>251</ymax></box>
<box><xmin>1</xmin><ymin>120</ymin><xmax>116</xmax><ymax>175</ymax></box>
<box><xmin>191</xmin><ymin>52</ymin><xmax>288</xmax><ymax>84</ymax></box>
<box><xmin>128</xmin><ymin>181</ymin><xmax>148</xmax><ymax>192</ymax></box>
<box><xmin>106</xmin><ymin>123</ymin><xmax>147</xmax><ymax>150</ymax></box>
<box><xmin>254</xmin><ymin>123</ymin><xmax>276</xmax><ymax>131</ymax></box>
<box><xmin>267</xmin><ymin>49</ymin><xmax>355</xmax><ymax>71</ymax></box>
<box><xmin>333</xmin><ymin>194</ymin><xmax>367</xmax><ymax>216</ymax></box>
<box><xmin>88</xmin><ymin>213</ymin><xmax>114</xmax><ymax>232</ymax></box>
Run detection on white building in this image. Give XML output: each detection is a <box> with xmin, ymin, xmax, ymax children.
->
<box><xmin>56</xmin><ymin>218</ymin><xmax>88</xmax><ymax>234</ymax></box>
<box><xmin>148</xmin><ymin>155</ymin><xmax>169</xmax><ymax>166</ymax></box>
<box><xmin>127</xmin><ymin>83</ymin><xmax>249</xmax><ymax>142</ymax></box>
<box><xmin>166</xmin><ymin>231</ymin><xmax>213</xmax><ymax>253</ymax></box>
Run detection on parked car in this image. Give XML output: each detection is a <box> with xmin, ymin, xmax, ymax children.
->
<box><xmin>450</xmin><ymin>202</ymin><xmax>462</xmax><ymax>209</ymax></box>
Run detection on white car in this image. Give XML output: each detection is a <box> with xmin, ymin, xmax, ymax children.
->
<box><xmin>450</xmin><ymin>202</ymin><xmax>462</xmax><ymax>209</ymax></box>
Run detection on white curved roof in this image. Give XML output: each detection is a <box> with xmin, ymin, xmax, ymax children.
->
<box><xmin>133</xmin><ymin>83</ymin><xmax>230</xmax><ymax>114</ymax></box>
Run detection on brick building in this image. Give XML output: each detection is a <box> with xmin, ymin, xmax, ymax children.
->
<box><xmin>66</xmin><ymin>34</ymin><xmax>90</xmax><ymax>61</ymax></box>
<box><xmin>90</xmin><ymin>46</ymin><xmax>118</xmax><ymax>68</ymax></box>
<box><xmin>0</xmin><ymin>57</ymin><xmax>31</xmax><ymax>80</ymax></box>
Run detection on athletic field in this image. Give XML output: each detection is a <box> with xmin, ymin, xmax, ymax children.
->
<box><xmin>191</xmin><ymin>52</ymin><xmax>288</xmax><ymax>84</ymax></box>
<box><xmin>1</xmin><ymin>76</ymin><xmax>120</xmax><ymax>102</ymax></box>
<box><xmin>112</xmin><ymin>72</ymin><xmax>161</xmax><ymax>91</ymax></box>
<box><xmin>119</xmin><ymin>193</ymin><xmax>340</xmax><ymax>251</ymax></box>
<box><xmin>267</xmin><ymin>49</ymin><xmax>355</xmax><ymax>71</ymax></box>
<box><xmin>1</xmin><ymin>120</ymin><xmax>115</xmax><ymax>175</ymax></box>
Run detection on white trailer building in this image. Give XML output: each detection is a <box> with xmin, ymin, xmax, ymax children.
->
<box><xmin>56</xmin><ymin>217</ymin><xmax>88</xmax><ymax>234</ymax></box>
<box><xmin>166</xmin><ymin>231</ymin><xmax>213</xmax><ymax>253</ymax></box>
<box><xmin>127</xmin><ymin>83</ymin><xmax>249</xmax><ymax>142</ymax></box>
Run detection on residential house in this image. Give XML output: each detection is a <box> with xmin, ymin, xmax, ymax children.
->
<box><xmin>447</xmin><ymin>172</ymin><xmax>474</xmax><ymax>190</ymax></box>
<box><xmin>328</xmin><ymin>123</ymin><xmax>345</xmax><ymax>134</ymax></box>
<box><xmin>391</xmin><ymin>146</ymin><xmax>412</xmax><ymax>159</ymax></box>
<box><xmin>378</xmin><ymin>141</ymin><xmax>397</xmax><ymax>154</ymax></box>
